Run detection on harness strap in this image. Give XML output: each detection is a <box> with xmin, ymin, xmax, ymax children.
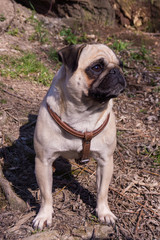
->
<box><xmin>47</xmin><ymin>103</ymin><xmax>110</xmax><ymax>163</ymax></box>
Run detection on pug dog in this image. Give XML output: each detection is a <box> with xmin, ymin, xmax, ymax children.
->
<box><xmin>33</xmin><ymin>44</ymin><xmax>126</xmax><ymax>230</ymax></box>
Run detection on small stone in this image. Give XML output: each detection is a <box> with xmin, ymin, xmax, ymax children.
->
<box><xmin>94</xmin><ymin>224</ymin><xmax>113</xmax><ymax>238</ymax></box>
<box><xmin>72</xmin><ymin>227</ymin><xmax>87</xmax><ymax>238</ymax></box>
<box><xmin>146</xmin><ymin>116</ymin><xmax>158</xmax><ymax>122</ymax></box>
<box><xmin>86</xmin><ymin>34</ymin><xmax>96</xmax><ymax>39</ymax></box>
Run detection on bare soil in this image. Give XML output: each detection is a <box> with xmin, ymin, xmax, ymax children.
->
<box><xmin>0</xmin><ymin>1</ymin><xmax>160</xmax><ymax>240</ymax></box>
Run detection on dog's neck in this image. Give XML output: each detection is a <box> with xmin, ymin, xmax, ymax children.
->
<box><xmin>46</xmin><ymin>67</ymin><xmax>113</xmax><ymax>131</ymax></box>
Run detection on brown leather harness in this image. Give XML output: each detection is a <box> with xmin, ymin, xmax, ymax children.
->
<box><xmin>47</xmin><ymin>103</ymin><xmax>110</xmax><ymax>164</ymax></box>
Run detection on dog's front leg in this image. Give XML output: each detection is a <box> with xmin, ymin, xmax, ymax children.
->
<box><xmin>33</xmin><ymin>157</ymin><xmax>53</xmax><ymax>230</ymax></box>
<box><xmin>96</xmin><ymin>156</ymin><xmax>117</xmax><ymax>224</ymax></box>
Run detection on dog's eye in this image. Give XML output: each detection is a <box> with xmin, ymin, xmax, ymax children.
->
<box><xmin>91</xmin><ymin>64</ymin><xmax>103</xmax><ymax>73</ymax></box>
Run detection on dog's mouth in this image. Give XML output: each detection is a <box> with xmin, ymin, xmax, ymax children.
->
<box><xmin>88</xmin><ymin>68</ymin><xmax>126</xmax><ymax>103</ymax></box>
<box><xmin>89</xmin><ymin>82</ymin><xmax>125</xmax><ymax>103</ymax></box>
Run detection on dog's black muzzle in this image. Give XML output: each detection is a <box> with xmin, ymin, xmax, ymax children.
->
<box><xmin>89</xmin><ymin>67</ymin><xmax>126</xmax><ymax>103</ymax></box>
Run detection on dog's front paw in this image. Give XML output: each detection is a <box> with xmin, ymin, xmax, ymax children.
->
<box><xmin>33</xmin><ymin>208</ymin><xmax>53</xmax><ymax>230</ymax></box>
<box><xmin>96</xmin><ymin>206</ymin><xmax>117</xmax><ymax>224</ymax></box>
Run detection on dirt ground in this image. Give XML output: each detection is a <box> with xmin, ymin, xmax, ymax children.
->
<box><xmin>0</xmin><ymin>1</ymin><xmax>160</xmax><ymax>240</ymax></box>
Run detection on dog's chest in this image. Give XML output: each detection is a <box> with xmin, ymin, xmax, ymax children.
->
<box><xmin>55</xmin><ymin>129</ymin><xmax>107</xmax><ymax>160</ymax></box>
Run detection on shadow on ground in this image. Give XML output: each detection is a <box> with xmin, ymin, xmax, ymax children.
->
<box><xmin>1</xmin><ymin>113</ymin><xmax>96</xmax><ymax>212</ymax></box>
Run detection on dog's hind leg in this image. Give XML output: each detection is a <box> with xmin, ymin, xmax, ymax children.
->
<box><xmin>33</xmin><ymin>156</ymin><xmax>53</xmax><ymax>230</ymax></box>
<box><xmin>96</xmin><ymin>155</ymin><xmax>117</xmax><ymax>224</ymax></box>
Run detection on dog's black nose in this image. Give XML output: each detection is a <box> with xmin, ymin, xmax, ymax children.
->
<box><xmin>109</xmin><ymin>68</ymin><xmax>119</xmax><ymax>74</ymax></box>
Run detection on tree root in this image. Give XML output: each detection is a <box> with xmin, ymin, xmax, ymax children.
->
<box><xmin>0</xmin><ymin>164</ymin><xmax>27</xmax><ymax>212</ymax></box>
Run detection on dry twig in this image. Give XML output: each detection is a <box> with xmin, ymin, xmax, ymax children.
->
<box><xmin>135</xmin><ymin>202</ymin><xmax>146</xmax><ymax>236</ymax></box>
<box><xmin>110</xmin><ymin>186</ymin><xmax>160</xmax><ymax>217</ymax></box>
<box><xmin>1</xmin><ymin>88</ymin><xmax>31</xmax><ymax>103</ymax></box>
<box><xmin>141</xmin><ymin>169</ymin><xmax>160</xmax><ymax>177</ymax></box>
<box><xmin>7</xmin><ymin>211</ymin><xmax>35</xmax><ymax>233</ymax></box>
<box><xmin>121</xmin><ymin>181</ymin><xmax>135</xmax><ymax>195</ymax></box>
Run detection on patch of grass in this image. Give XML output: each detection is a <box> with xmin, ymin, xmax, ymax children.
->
<box><xmin>7</xmin><ymin>27</ymin><xmax>19</xmax><ymax>36</ymax></box>
<box><xmin>31</xmin><ymin>229</ymin><xmax>43</xmax><ymax>234</ymax></box>
<box><xmin>28</xmin><ymin>20</ymin><xmax>49</xmax><ymax>44</ymax></box>
<box><xmin>89</xmin><ymin>214</ymin><xmax>99</xmax><ymax>223</ymax></box>
<box><xmin>117</xmin><ymin>130</ymin><xmax>124</xmax><ymax>136</ymax></box>
<box><xmin>27</xmin><ymin>11</ymin><xmax>49</xmax><ymax>44</ymax></box>
<box><xmin>60</xmin><ymin>28</ymin><xmax>78</xmax><ymax>45</ymax></box>
<box><xmin>111</xmin><ymin>39</ymin><xmax>130</xmax><ymax>52</ymax></box>
<box><xmin>78</xmin><ymin>32</ymin><xmax>88</xmax><ymax>43</ymax></box>
<box><xmin>47</xmin><ymin>48</ymin><xmax>62</xmax><ymax>69</ymax></box>
<box><xmin>145</xmin><ymin>20</ymin><xmax>155</xmax><ymax>32</ymax></box>
<box><xmin>104</xmin><ymin>36</ymin><xmax>113</xmax><ymax>45</ymax></box>
<box><xmin>59</xmin><ymin>28</ymin><xmax>88</xmax><ymax>45</ymax></box>
<box><xmin>127</xmin><ymin>93</ymin><xmax>135</xmax><ymax>98</ymax></box>
<box><xmin>130</xmin><ymin>45</ymin><xmax>151</xmax><ymax>62</ymax></box>
<box><xmin>140</xmin><ymin>146</ymin><xmax>160</xmax><ymax>167</ymax></box>
<box><xmin>106</xmin><ymin>38</ymin><xmax>153</xmax><ymax>65</ymax></box>
<box><xmin>147</xmin><ymin>66</ymin><xmax>160</xmax><ymax>72</ymax></box>
<box><xmin>0</xmin><ymin>53</ymin><xmax>53</xmax><ymax>86</ymax></box>
<box><xmin>152</xmin><ymin>147</ymin><xmax>160</xmax><ymax>166</ymax></box>
<box><xmin>149</xmin><ymin>79</ymin><xmax>157</xmax><ymax>87</ymax></box>
<box><xmin>0</xmin><ymin>99</ymin><xmax>7</xmax><ymax>104</ymax></box>
<box><xmin>153</xmin><ymin>86</ymin><xmax>160</xmax><ymax>93</ymax></box>
<box><xmin>139</xmin><ymin>109</ymin><xmax>147</xmax><ymax>114</ymax></box>
<box><xmin>48</xmin><ymin>48</ymin><xmax>59</xmax><ymax>62</ymax></box>
<box><xmin>0</xmin><ymin>14</ymin><xmax>6</xmax><ymax>22</ymax></box>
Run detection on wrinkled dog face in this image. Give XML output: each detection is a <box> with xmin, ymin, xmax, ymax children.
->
<box><xmin>58</xmin><ymin>44</ymin><xmax>126</xmax><ymax>103</ymax></box>
<box><xmin>85</xmin><ymin>58</ymin><xmax>125</xmax><ymax>103</ymax></box>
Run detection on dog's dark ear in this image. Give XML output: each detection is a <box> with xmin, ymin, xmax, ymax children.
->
<box><xmin>119</xmin><ymin>59</ymin><xmax>123</xmax><ymax>69</ymax></box>
<box><xmin>58</xmin><ymin>44</ymin><xmax>86</xmax><ymax>72</ymax></box>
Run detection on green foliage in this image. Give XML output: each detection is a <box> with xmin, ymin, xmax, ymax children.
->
<box><xmin>153</xmin><ymin>86</ymin><xmax>160</xmax><ymax>93</ymax></box>
<box><xmin>59</xmin><ymin>28</ymin><xmax>88</xmax><ymax>45</ymax></box>
<box><xmin>140</xmin><ymin>146</ymin><xmax>160</xmax><ymax>167</ymax></box>
<box><xmin>36</xmin><ymin>21</ymin><xmax>49</xmax><ymax>43</ymax></box>
<box><xmin>29</xmin><ymin>20</ymin><xmax>49</xmax><ymax>44</ymax></box>
<box><xmin>111</xmin><ymin>39</ymin><xmax>130</xmax><ymax>52</ymax></box>
<box><xmin>78</xmin><ymin>32</ymin><xmax>88</xmax><ymax>43</ymax></box>
<box><xmin>105</xmin><ymin>37</ymin><xmax>130</xmax><ymax>52</ymax></box>
<box><xmin>7</xmin><ymin>27</ymin><xmax>19</xmax><ymax>36</ymax></box>
<box><xmin>146</xmin><ymin>20</ymin><xmax>154</xmax><ymax>32</ymax></box>
<box><xmin>151</xmin><ymin>147</ymin><xmax>160</xmax><ymax>166</ymax></box>
<box><xmin>0</xmin><ymin>14</ymin><xmax>6</xmax><ymax>22</ymax></box>
<box><xmin>117</xmin><ymin>130</ymin><xmax>123</xmax><ymax>136</ymax></box>
<box><xmin>60</xmin><ymin>28</ymin><xmax>78</xmax><ymax>45</ymax></box>
<box><xmin>48</xmin><ymin>48</ymin><xmax>59</xmax><ymax>62</ymax></box>
<box><xmin>47</xmin><ymin>48</ymin><xmax>62</xmax><ymax>69</ymax></box>
<box><xmin>139</xmin><ymin>109</ymin><xmax>147</xmax><ymax>114</ymax></box>
<box><xmin>130</xmin><ymin>45</ymin><xmax>151</xmax><ymax>62</ymax></box>
<box><xmin>105</xmin><ymin>37</ymin><xmax>153</xmax><ymax>66</ymax></box>
<box><xmin>0</xmin><ymin>99</ymin><xmax>7</xmax><ymax>104</ymax></box>
<box><xmin>0</xmin><ymin>53</ymin><xmax>53</xmax><ymax>86</ymax></box>
<box><xmin>89</xmin><ymin>214</ymin><xmax>99</xmax><ymax>223</ymax></box>
<box><xmin>150</xmin><ymin>79</ymin><xmax>157</xmax><ymax>86</ymax></box>
<box><xmin>27</xmin><ymin>11</ymin><xmax>49</xmax><ymax>44</ymax></box>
